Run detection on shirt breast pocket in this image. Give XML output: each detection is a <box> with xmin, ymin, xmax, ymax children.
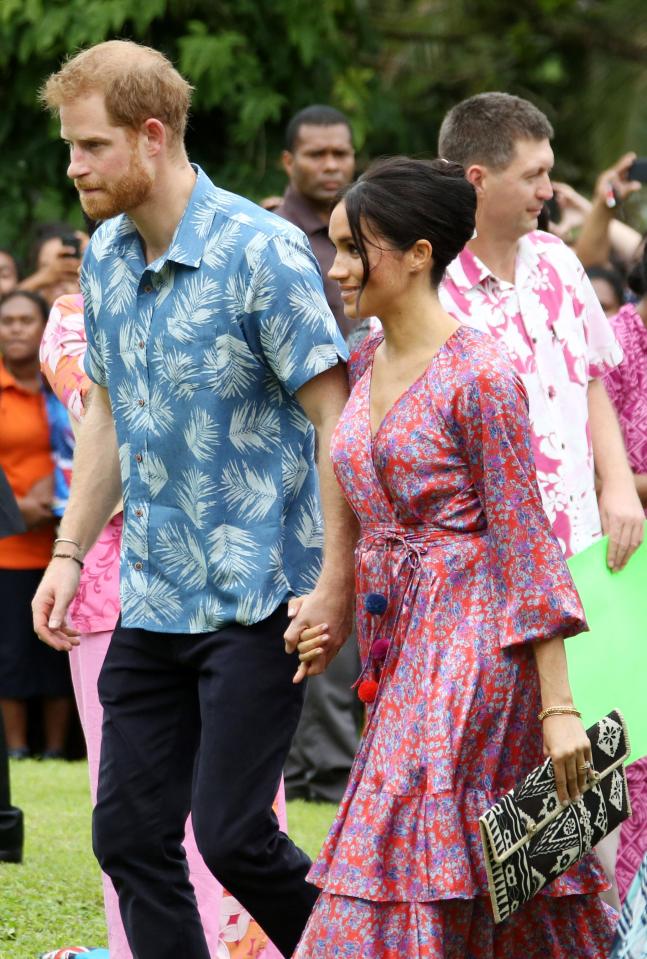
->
<box><xmin>156</xmin><ymin>333</ymin><xmax>217</xmax><ymax>396</ymax></box>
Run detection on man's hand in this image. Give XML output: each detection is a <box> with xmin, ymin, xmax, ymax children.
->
<box><xmin>550</xmin><ymin>182</ymin><xmax>591</xmax><ymax>242</ymax></box>
<box><xmin>32</xmin><ymin>557</ymin><xmax>82</xmax><ymax>651</ymax></box>
<box><xmin>18</xmin><ymin>474</ymin><xmax>54</xmax><ymax>529</ymax></box>
<box><xmin>284</xmin><ymin>582</ymin><xmax>354</xmax><ymax>683</ymax></box>
<box><xmin>598</xmin><ymin>478</ymin><xmax>645</xmax><ymax>571</ymax></box>
<box><xmin>593</xmin><ymin>152</ymin><xmax>641</xmax><ymax>209</ymax></box>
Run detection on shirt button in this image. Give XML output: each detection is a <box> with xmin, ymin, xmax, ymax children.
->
<box><xmin>143</xmin><ymin>284</ymin><xmax>153</xmax><ymax>294</ymax></box>
<box><xmin>135</xmin><ymin>453</ymin><xmax>143</xmax><ymax>463</ymax></box>
<box><xmin>134</xmin><ymin>561</ymin><xmax>143</xmax><ymax>570</ymax></box>
<box><xmin>138</xmin><ymin>340</ymin><xmax>145</xmax><ymax>349</ymax></box>
<box><xmin>134</xmin><ymin>509</ymin><xmax>143</xmax><ymax>517</ymax></box>
<box><xmin>561</xmin><ymin>443</ymin><xmax>565</xmax><ymax>450</ymax></box>
<box><xmin>137</xmin><ymin>399</ymin><xmax>145</xmax><ymax>407</ymax></box>
<box><xmin>532</xmin><ymin>336</ymin><xmax>537</xmax><ymax>343</ymax></box>
<box><xmin>547</xmin><ymin>386</ymin><xmax>556</xmax><ymax>399</ymax></box>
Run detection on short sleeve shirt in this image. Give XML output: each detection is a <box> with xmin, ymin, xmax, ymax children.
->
<box><xmin>439</xmin><ymin>231</ymin><xmax>622</xmax><ymax>557</ymax></box>
<box><xmin>81</xmin><ymin>166</ymin><xmax>348</xmax><ymax>633</ymax></box>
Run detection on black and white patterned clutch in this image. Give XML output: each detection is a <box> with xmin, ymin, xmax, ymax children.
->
<box><xmin>479</xmin><ymin>709</ymin><xmax>631</xmax><ymax>923</ymax></box>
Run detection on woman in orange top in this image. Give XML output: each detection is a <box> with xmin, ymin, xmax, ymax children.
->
<box><xmin>0</xmin><ymin>290</ymin><xmax>73</xmax><ymax>759</ymax></box>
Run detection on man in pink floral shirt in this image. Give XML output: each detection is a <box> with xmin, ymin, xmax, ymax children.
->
<box><xmin>438</xmin><ymin>92</ymin><xmax>644</xmax><ymax>567</ymax></box>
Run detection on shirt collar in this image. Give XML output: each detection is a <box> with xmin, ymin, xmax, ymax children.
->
<box><xmin>110</xmin><ymin>165</ymin><xmax>220</xmax><ymax>271</ymax></box>
<box><xmin>445</xmin><ymin>231</ymin><xmax>543</xmax><ymax>293</ymax></box>
<box><xmin>280</xmin><ymin>186</ymin><xmax>329</xmax><ymax>238</ymax></box>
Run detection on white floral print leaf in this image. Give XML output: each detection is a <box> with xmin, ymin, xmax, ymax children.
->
<box><xmin>156</xmin><ymin>522</ymin><xmax>209</xmax><ymax>590</ymax></box>
<box><xmin>177</xmin><ymin>466</ymin><xmax>217</xmax><ymax>529</ymax></box>
<box><xmin>183</xmin><ymin>407</ymin><xmax>219</xmax><ymax>462</ymax></box>
<box><xmin>228</xmin><ymin>400</ymin><xmax>279</xmax><ymax>453</ymax></box>
<box><xmin>219</xmin><ymin>461</ymin><xmax>277</xmax><ymax>521</ymax></box>
<box><xmin>206</xmin><ymin>523</ymin><xmax>257</xmax><ymax>587</ymax></box>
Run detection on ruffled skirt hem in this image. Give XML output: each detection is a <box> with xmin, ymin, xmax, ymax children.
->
<box><xmin>294</xmin><ymin>891</ymin><xmax>616</xmax><ymax>959</ymax></box>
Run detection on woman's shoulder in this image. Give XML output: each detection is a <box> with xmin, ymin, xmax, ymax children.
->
<box><xmin>348</xmin><ymin>330</ymin><xmax>384</xmax><ymax>389</ymax></box>
<box><xmin>441</xmin><ymin>325</ymin><xmax>523</xmax><ymax>396</ymax></box>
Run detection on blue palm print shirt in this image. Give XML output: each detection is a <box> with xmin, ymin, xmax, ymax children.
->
<box><xmin>81</xmin><ymin>166</ymin><xmax>348</xmax><ymax>633</ymax></box>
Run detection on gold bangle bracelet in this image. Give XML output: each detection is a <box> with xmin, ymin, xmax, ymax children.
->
<box><xmin>538</xmin><ymin>706</ymin><xmax>582</xmax><ymax>722</ymax></box>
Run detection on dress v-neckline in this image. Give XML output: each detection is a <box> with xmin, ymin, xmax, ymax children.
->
<box><xmin>367</xmin><ymin>327</ymin><xmax>462</xmax><ymax>443</ymax></box>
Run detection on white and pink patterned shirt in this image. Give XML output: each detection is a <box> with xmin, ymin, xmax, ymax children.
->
<box><xmin>439</xmin><ymin>230</ymin><xmax>622</xmax><ymax>558</ymax></box>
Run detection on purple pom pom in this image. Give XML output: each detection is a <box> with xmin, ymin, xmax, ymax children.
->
<box><xmin>371</xmin><ymin>638</ymin><xmax>390</xmax><ymax>662</ymax></box>
<box><xmin>365</xmin><ymin>592</ymin><xmax>387</xmax><ymax>615</ymax></box>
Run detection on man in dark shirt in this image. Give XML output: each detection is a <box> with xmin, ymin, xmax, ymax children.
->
<box><xmin>276</xmin><ymin>105</ymin><xmax>356</xmax><ymax>338</ymax></box>
<box><xmin>276</xmin><ymin>106</ymin><xmax>361</xmax><ymax>803</ymax></box>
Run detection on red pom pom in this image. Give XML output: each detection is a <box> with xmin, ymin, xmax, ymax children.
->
<box><xmin>358</xmin><ymin>679</ymin><xmax>379</xmax><ymax>703</ymax></box>
<box><xmin>371</xmin><ymin>638</ymin><xmax>390</xmax><ymax>662</ymax></box>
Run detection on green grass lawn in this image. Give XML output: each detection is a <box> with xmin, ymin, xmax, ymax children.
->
<box><xmin>0</xmin><ymin>759</ymin><xmax>336</xmax><ymax>959</ymax></box>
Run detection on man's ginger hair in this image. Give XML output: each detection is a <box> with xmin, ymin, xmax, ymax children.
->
<box><xmin>40</xmin><ymin>40</ymin><xmax>193</xmax><ymax>146</ymax></box>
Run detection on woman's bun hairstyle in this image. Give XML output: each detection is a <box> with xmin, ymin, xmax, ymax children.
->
<box><xmin>339</xmin><ymin>155</ymin><xmax>476</xmax><ymax>290</ymax></box>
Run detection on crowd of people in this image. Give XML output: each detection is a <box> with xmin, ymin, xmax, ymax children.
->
<box><xmin>0</xmin><ymin>36</ymin><xmax>645</xmax><ymax>959</ymax></box>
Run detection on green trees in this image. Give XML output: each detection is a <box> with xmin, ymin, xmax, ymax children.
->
<box><xmin>0</xmin><ymin>0</ymin><xmax>645</xmax><ymax>256</ymax></box>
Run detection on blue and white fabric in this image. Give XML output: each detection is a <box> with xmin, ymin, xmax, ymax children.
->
<box><xmin>81</xmin><ymin>166</ymin><xmax>347</xmax><ymax>633</ymax></box>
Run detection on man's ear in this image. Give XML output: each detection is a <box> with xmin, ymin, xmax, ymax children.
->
<box><xmin>465</xmin><ymin>163</ymin><xmax>486</xmax><ymax>195</ymax></box>
<box><xmin>142</xmin><ymin>118</ymin><xmax>165</xmax><ymax>157</ymax></box>
<box><xmin>281</xmin><ymin>150</ymin><xmax>294</xmax><ymax>178</ymax></box>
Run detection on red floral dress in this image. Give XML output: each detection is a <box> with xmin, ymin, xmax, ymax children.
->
<box><xmin>295</xmin><ymin>326</ymin><xmax>615</xmax><ymax>958</ymax></box>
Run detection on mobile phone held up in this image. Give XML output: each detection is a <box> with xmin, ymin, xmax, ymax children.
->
<box><xmin>60</xmin><ymin>232</ymin><xmax>81</xmax><ymax>258</ymax></box>
<box><xmin>627</xmin><ymin>158</ymin><xmax>647</xmax><ymax>184</ymax></box>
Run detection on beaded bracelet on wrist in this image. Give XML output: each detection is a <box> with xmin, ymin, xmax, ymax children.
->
<box><xmin>51</xmin><ymin>552</ymin><xmax>84</xmax><ymax>569</ymax></box>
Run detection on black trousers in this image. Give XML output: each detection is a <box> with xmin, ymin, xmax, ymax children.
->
<box><xmin>93</xmin><ymin>606</ymin><xmax>318</xmax><ymax>959</ymax></box>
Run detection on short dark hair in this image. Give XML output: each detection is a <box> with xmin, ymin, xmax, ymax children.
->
<box><xmin>586</xmin><ymin>266</ymin><xmax>625</xmax><ymax>309</ymax></box>
<box><xmin>0</xmin><ymin>288</ymin><xmax>50</xmax><ymax>323</ymax></box>
<box><xmin>438</xmin><ymin>92</ymin><xmax>554</xmax><ymax>171</ymax></box>
<box><xmin>285</xmin><ymin>104</ymin><xmax>352</xmax><ymax>152</ymax></box>
<box><xmin>339</xmin><ymin>156</ymin><xmax>476</xmax><ymax>292</ymax></box>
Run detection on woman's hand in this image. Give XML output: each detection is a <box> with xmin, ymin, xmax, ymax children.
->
<box><xmin>291</xmin><ymin>622</ymin><xmax>330</xmax><ymax>684</ymax></box>
<box><xmin>542</xmin><ymin>713</ymin><xmax>594</xmax><ymax>806</ymax></box>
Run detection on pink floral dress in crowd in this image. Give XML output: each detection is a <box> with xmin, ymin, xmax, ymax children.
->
<box><xmin>295</xmin><ymin>326</ymin><xmax>615</xmax><ymax>959</ymax></box>
<box><xmin>603</xmin><ymin>301</ymin><xmax>647</xmax><ymax>904</ymax></box>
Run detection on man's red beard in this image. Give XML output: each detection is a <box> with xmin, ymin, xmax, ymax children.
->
<box><xmin>76</xmin><ymin>150</ymin><xmax>153</xmax><ymax>220</ymax></box>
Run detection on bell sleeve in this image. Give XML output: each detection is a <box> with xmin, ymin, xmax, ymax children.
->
<box><xmin>454</xmin><ymin>366</ymin><xmax>587</xmax><ymax>648</ymax></box>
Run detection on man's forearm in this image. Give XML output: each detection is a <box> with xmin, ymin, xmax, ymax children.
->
<box><xmin>58</xmin><ymin>384</ymin><xmax>122</xmax><ymax>555</ymax></box>
<box><xmin>574</xmin><ymin>199</ymin><xmax>612</xmax><ymax>269</ymax></box>
<box><xmin>588</xmin><ymin>378</ymin><xmax>634</xmax><ymax>485</ymax></box>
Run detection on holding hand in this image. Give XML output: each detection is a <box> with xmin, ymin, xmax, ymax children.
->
<box><xmin>284</xmin><ymin>582</ymin><xmax>354</xmax><ymax>683</ymax></box>
<box><xmin>292</xmin><ymin>622</ymin><xmax>330</xmax><ymax>684</ymax></box>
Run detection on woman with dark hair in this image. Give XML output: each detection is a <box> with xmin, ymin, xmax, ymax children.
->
<box><xmin>0</xmin><ymin>289</ymin><xmax>73</xmax><ymax>759</ymax></box>
<box><xmin>291</xmin><ymin>158</ymin><xmax>614</xmax><ymax>958</ymax></box>
<box><xmin>587</xmin><ymin>265</ymin><xmax>626</xmax><ymax>319</ymax></box>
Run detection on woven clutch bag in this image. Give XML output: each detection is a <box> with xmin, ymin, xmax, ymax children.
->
<box><xmin>479</xmin><ymin>709</ymin><xmax>631</xmax><ymax>923</ymax></box>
